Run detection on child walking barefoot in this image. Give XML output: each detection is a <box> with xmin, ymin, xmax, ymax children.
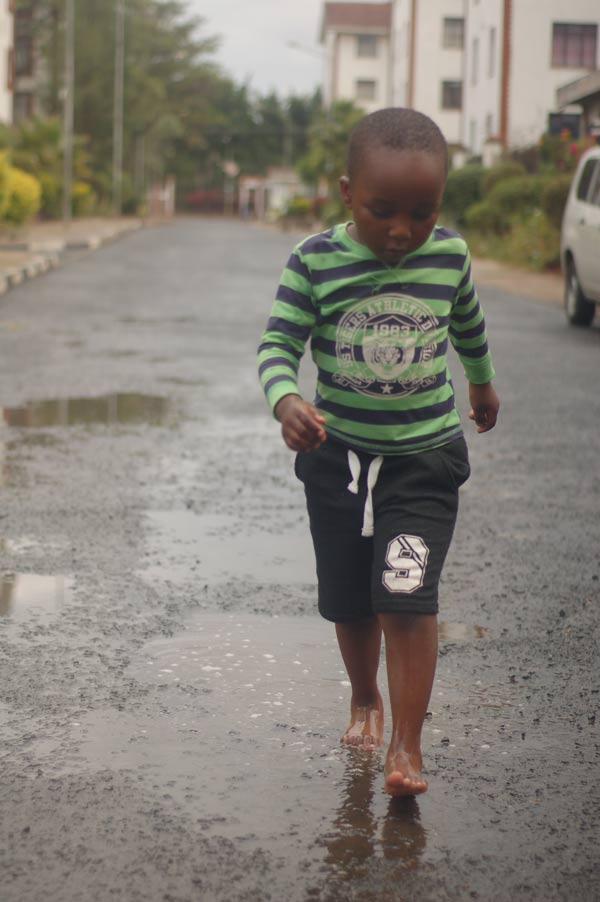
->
<box><xmin>258</xmin><ymin>108</ymin><xmax>499</xmax><ymax>796</ymax></box>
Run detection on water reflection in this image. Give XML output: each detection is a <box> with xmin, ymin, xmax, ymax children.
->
<box><xmin>0</xmin><ymin>573</ymin><xmax>72</xmax><ymax>621</ymax></box>
<box><xmin>3</xmin><ymin>393</ymin><xmax>169</xmax><ymax>428</ymax></box>
<box><xmin>316</xmin><ymin>753</ymin><xmax>426</xmax><ymax>897</ymax></box>
<box><xmin>381</xmin><ymin>796</ymin><xmax>426</xmax><ymax>866</ymax></box>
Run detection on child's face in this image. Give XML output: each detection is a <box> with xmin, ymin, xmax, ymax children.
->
<box><xmin>339</xmin><ymin>146</ymin><xmax>446</xmax><ymax>266</ymax></box>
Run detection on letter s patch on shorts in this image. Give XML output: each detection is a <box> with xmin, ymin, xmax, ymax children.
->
<box><xmin>382</xmin><ymin>534</ymin><xmax>429</xmax><ymax>594</ymax></box>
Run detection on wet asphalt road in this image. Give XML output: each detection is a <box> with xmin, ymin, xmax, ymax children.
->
<box><xmin>0</xmin><ymin>218</ymin><xmax>598</xmax><ymax>902</ymax></box>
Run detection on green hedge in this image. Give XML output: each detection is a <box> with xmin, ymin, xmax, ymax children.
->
<box><xmin>441</xmin><ymin>165</ymin><xmax>485</xmax><ymax>226</ymax></box>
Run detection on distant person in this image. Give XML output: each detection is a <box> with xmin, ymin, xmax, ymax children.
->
<box><xmin>257</xmin><ymin>107</ymin><xmax>499</xmax><ymax>797</ymax></box>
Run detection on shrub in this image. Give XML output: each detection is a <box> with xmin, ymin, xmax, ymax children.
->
<box><xmin>321</xmin><ymin>195</ymin><xmax>346</xmax><ymax>227</ymax></box>
<box><xmin>441</xmin><ymin>165</ymin><xmax>485</xmax><ymax>226</ymax></box>
<box><xmin>540</xmin><ymin>174</ymin><xmax>572</xmax><ymax>229</ymax></box>
<box><xmin>501</xmin><ymin>210</ymin><xmax>561</xmax><ymax>270</ymax></box>
<box><xmin>72</xmin><ymin>180</ymin><xmax>96</xmax><ymax>217</ymax></box>
<box><xmin>38</xmin><ymin>171</ymin><xmax>62</xmax><ymax>218</ymax></box>
<box><xmin>0</xmin><ymin>151</ymin><xmax>10</xmax><ymax>217</ymax></box>
<box><xmin>284</xmin><ymin>195</ymin><xmax>312</xmax><ymax>218</ymax></box>
<box><xmin>464</xmin><ymin>199</ymin><xmax>508</xmax><ymax>234</ymax></box>
<box><xmin>482</xmin><ymin>160</ymin><xmax>526</xmax><ymax>194</ymax></box>
<box><xmin>2</xmin><ymin>166</ymin><xmax>41</xmax><ymax>225</ymax></box>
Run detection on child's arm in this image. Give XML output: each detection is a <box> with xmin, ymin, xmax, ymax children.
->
<box><xmin>449</xmin><ymin>246</ymin><xmax>499</xmax><ymax>433</ymax></box>
<box><xmin>275</xmin><ymin>394</ymin><xmax>326</xmax><ymax>451</ymax></box>
<box><xmin>258</xmin><ymin>244</ymin><xmax>323</xmax><ymax>451</ymax></box>
<box><xmin>468</xmin><ymin>381</ymin><xmax>499</xmax><ymax>433</ymax></box>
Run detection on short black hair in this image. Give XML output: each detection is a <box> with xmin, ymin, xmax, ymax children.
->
<box><xmin>346</xmin><ymin>107</ymin><xmax>448</xmax><ymax>179</ymax></box>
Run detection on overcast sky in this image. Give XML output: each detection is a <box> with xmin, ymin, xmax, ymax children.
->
<box><xmin>187</xmin><ymin>0</ymin><xmax>328</xmax><ymax>96</ymax></box>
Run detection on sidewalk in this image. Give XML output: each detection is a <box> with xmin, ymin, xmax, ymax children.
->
<box><xmin>0</xmin><ymin>215</ymin><xmax>564</xmax><ymax>307</ymax></box>
<box><xmin>0</xmin><ymin>217</ymin><xmax>144</xmax><ymax>294</ymax></box>
<box><xmin>471</xmin><ymin>255</ymin><xmax>563</xmax><ymax>307</ymax></box>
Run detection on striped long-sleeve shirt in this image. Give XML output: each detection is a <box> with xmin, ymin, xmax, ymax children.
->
<box><xmin>258</xmin><ymin>222</ymin><xmax>495</xmax><ymax>456</ymax></box>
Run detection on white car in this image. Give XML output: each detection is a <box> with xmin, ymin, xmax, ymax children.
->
<box><xmin>560</xmin><ymin>146</ymin><xmax>600</xmax><ymax>326</ymax></box>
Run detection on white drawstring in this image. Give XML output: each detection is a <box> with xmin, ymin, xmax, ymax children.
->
<box><xmin>346</xmin><ymin>450</ymin><xmax>361</xmax><ymax>495</ymax></box>
<box><xmin>346</xmin><ymin>450</ymin><xmax>384</xmax><ymax>537</ymax></box>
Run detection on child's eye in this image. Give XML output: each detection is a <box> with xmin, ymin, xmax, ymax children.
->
<box><xmin>412</xmin><ymin>209</ymin><xmax>435</xmax><ymax>222</ymax></box>
<box><xmin>369</xmin><ymin>207</ymin><xmax>392</xmax><ymax>219</ymax></box>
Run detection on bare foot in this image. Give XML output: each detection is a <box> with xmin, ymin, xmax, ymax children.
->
<box><xmin>384</xmin><ymin>748</ymin><xmax>428</xmax><ymax>797</ymax></box>
<box><xmin>341</xmin><ymin>703</ymin><xmax>384</xmax><ymax>750</ymax></box>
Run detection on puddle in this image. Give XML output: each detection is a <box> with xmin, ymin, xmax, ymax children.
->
<box><xmin>0</xmin><ymin>535</ymin><xmax>66</xmax><ymax>555</ymax></box>
<box><xmin>2</xmin><ymin>393</ymin><xmax>170</xmax><ymax>428</ymax></box>
<box><xmin>159</xmin><ymin>376</ymin><xmax>207</xmax><ymax>387</ymax></box>
<box><xmin>142</xmin><ymin>510</ymin><xmax>316</xmax><ymax>585</ymax></box>
<box><xmin>62</xmin><ymin>613</ymin><xmax>507</xmax><ymax>886</ymax></box>
<box><xmin>0</xmin><ymin>573</ymin><xmax>74</xmax><ymax>621</ymax></box>
<box><xmin>438</xmin><ymin>622</ymin><xmax>489</xmax><ymax>641</ymax></box>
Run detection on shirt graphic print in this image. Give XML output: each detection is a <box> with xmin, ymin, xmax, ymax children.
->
<box><xmin>334</xmin><ymin>292</ymin><xmax>440</xmax><ymax>399</ymax></box>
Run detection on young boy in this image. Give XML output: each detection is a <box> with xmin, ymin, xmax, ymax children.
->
<box><xmin>257</xmin><ymin>107</ymin><xmax>499</xmax><ymax>797</ymax></box>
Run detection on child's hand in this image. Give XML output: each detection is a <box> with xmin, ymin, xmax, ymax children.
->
<box><xmin>275</xmin><ymin>394</ymin><xmax>327</xmax><ymax>451</ymax></box>
<box><xmin>468</xmin><ymin>382</ymin><xmax>500</xmax><ymax>433</ymax></box>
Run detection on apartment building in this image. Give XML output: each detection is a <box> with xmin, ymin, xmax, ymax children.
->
<box><xmin>321</xmin><ymin>0</ymin><xmax>600</xmax><ymax>153</ymax></box>
<box><xmin>0</xmin><ymin>0</ymin><xmax>14</xmax><ymax>124</ymax></box>
<box><xmin>463</xmin><ymin>0</ymin><xmax>600</xmax><ymax>155</ymax></box>
<box><xmin>12</xmin><ymin>0</ymin><xmax>42</xmax><ymax>123</ymax></box>
<box><xmin>320</xmin><ymin>2</ymin><xmax>393</xmax><ymax>114</ymax></box>
<box><xmin>393</xmin><ymin>0</ymin><xmax>465</xmax><ymax>145</ymax></box>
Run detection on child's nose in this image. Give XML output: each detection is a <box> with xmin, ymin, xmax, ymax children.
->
<box><xmin>389</xmin><ymin>216</ymin><xmax>411</xmax><ymax>240</ymax></box>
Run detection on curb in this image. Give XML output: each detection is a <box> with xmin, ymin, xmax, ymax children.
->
<box><xmin>0</xmin><ymin>222</ymin><xmax>143</xmax><ymax>297</ymax></box>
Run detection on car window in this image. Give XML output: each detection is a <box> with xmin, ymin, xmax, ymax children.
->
<box><xmin>576</xmin><ymin>159</ymin><xmax>599</xmax><ymax>202</ymax></box>
<box><xmin>589</xmin><ymin>169</ymin><xmax>600</xmax><ymax>207</ymax></box>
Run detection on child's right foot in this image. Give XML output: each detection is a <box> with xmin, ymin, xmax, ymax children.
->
<box><xmin>384</xmin><ymin>748</ymin><xmax>427</xmax><ymax>796</ymax></box>
<box><xmin>341</xmin><ymin>703</ymin><xmax>384</xmax><ymax>750</ymax></box>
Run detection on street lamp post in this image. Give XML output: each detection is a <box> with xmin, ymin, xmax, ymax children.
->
<box><xmin>62</xmin><ymin>0</ymin><xmax>74</xmax><ymax>223</ymax></box>
<box><xmin>113</xmin><ymin>0</ymin><xmax>125</xmax><ymax>216</ymax></box>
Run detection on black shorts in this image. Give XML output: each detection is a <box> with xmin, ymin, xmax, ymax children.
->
<box><xmin>295</xmin><ymin>437</ymin><xmax>470</xmax><ymax>622</ymax></box>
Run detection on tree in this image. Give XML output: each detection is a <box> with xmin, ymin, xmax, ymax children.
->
<box><xmin>298</xmin><ymin>100</ymin><xmax>364</xmax><ymax>190</ymax></box>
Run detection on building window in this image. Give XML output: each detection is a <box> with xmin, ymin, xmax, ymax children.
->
<box><xmin>14</xmin><ymin>39</ymin><xmax>34</xmax><ymax>77</ymax></box>
<box><xmin>485</xmin><ymin>113</ymin><xmax>494</xmax><ymax>138</ymax></box>
<box><xmin>356</xmin><ymin>34</ymin><xmax>378</xmax><ymax>58</ymax></box>
<box><xmin>471</xmin><ymin>36</ymin><xmax>479</xmax><ymax>85</ymax></box>
<box><xmin>552</xmin><ymin>23</ymin><xmax>597</xmax><ymax>67</ymax></box>
<box><xmin>441</xmin><ymin>80</ymin><xmax>463</xmax><ymax>110</ymax></box>
<box><xmin>355</xmin><ymin>79</ymin><xmax>377</xmax><ymax>101</ymax></box>
<box><xmin>489</xmin><ymin>27</ymin><xmax>496</xmax><ymax>77</ymax></box>
<box><xmin>442</xmin><ymin>17</ymin><xmax>464</xmax><ymax>49</ymax></box>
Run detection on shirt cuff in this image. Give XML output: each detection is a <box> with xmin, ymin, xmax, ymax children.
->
<box><xmin>461</xmin><ymin>356</ymin><xmax>496</xmax><ymax>385</ymax></box>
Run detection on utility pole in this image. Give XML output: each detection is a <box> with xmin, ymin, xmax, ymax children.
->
<box><xmin>62</xmin><ymin>0</ymin><xmax>74</xmax><ymax>223</ymax></box>
<box><xmin>113</xmin><ymin>0</ymin><xmax>125</xmax><ymax>216</ymax></box>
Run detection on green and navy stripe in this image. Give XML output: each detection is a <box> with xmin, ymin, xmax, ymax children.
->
<box><xmin>258</xmin><ymin>222</ymin><xmax>495</xmax><ymax>456</ymax></box>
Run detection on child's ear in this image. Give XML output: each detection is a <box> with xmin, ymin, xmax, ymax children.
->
<box><xmin>339</xmin><ymin>176</ymin><xmax>352</xmax><ymax>209</ymax></box>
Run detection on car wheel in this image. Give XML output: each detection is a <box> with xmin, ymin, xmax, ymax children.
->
<box><xmin>565</xmin><ymin>260</ymin><xmax>595</xmax><ymax>326</ymax></box>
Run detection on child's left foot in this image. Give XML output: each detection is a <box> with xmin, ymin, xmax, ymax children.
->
<box><xmin>384</xmin><ymin>749</ymin><xmax>428</xmax><ymax>796</ymax></box>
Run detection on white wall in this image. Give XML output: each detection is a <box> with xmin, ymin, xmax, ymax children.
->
<box><xmin>509</xmin><ymin>0</ymin><xmax>599</xmax><ymax>148</ymax></box>
<box><xmin>462</xmin><ymin>0</ymin><xmax>503</xmax><ymax>154</ymax></box>
<box><xmin>392</xmin><ymin>0</ymin><xmax>465</xmax><ymax>145</ymax></box>
<box><xmin>462</xmin><ymin>0</ymin><xmax>600</xmax><ymax>153</ymax></box>
<box><xmin>391</xmin><ymin>0</ymin><xmax>411</xmax><ymax>107</ymax></box>
<box><xmin>327</xmin><ymin>30</ymin><xmax>391</xmax><ymax>114</ymax></box>
<box><xmin>0</xmin><ymin>1</ymin><xmax>13</xmax><ymax>124</ymax></box>
<box><xmin>414</xmin><ymin>0</ymin><xmax>466</xmax><ymax>144</ymax></box>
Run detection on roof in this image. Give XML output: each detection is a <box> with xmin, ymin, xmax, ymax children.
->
<box><xmin>557</xmin><ymin>71</ymin><xmax>600</xmax><ymax>108</ymax></box>
<box><xmin>320</xmin><ymin>2</ymin><xmax>392</xmax><ymax>41</ymax></box>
